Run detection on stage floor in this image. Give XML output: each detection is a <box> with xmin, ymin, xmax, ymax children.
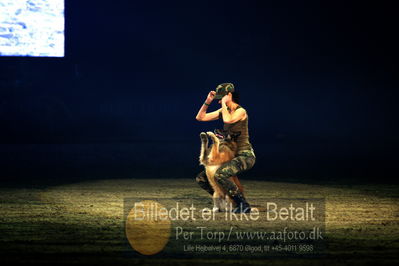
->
<box><xmin>1</xmin><ymin>178</ymin><xmax>398</xmax><ymax>265</ymax></box>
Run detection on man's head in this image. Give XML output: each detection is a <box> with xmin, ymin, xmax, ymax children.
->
<box><xmin>214</xmin><ymin>83</ymin><xmax>235</xmax><ymax>100</ymax></box>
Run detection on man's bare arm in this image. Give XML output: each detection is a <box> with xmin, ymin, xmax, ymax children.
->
<box><xmin>196</xmin><ymin>91</ymin><xmax>221</xmax><ymax>121</ymax></box>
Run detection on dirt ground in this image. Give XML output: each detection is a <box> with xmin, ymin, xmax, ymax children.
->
<box><xmin>0</xmin><ymin>178</ymin><xmax>398</xmax><ymax>265</ymax></box>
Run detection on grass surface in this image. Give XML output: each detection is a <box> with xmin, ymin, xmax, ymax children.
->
<box><xmin>0</xmin><ymin>178</ymin><xmax>398</xmax><ymax>265</ymax></box>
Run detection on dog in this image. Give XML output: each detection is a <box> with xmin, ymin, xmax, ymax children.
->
<box><xmin>199</xmin><ymin>129</ymin><xmax>244</xmax><ymax>212</ymax></box>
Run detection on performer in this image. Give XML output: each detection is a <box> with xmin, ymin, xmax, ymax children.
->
<box><xmin>195</xmin><ymin>83</ymin><xmax>256</xmax><ymax>213</ymax></box>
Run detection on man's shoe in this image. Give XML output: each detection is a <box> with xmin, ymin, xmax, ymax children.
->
<box><xmin>231</xmin><ymin>193</ymin><xmax>251</xmax><ymax>213</ymax></box>
<box><xmin>232</xmin><ymin>203</ymin><xmax>251</xmax><ymax>213</ymax></box>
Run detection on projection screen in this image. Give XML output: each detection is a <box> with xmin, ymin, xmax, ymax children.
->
<box><xmin>0</xmin><ymin>0</ymin><xmax>64</xmax><ymax>57</ymax></box>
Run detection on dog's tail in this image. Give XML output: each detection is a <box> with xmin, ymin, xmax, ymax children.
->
<box><xmin>231</xmin><ymin>176</ymin><xmax>244</xmax><ymax>193</ymax></box>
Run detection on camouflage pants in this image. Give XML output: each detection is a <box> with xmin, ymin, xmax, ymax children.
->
<box><xmin>196</xmin><ymin>149</ymin><xmax>256</xmax><ymax>197</ymax></box>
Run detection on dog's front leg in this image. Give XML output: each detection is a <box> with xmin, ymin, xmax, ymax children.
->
<box><xmin>206</xmin><ymin>131</ymin><xmax>220</xmax><ymax>156</ymax></box>
<box><xmin>199</xmin><ymin>132</ymin><xmax>209</xmax><ymax>165</ymax></box>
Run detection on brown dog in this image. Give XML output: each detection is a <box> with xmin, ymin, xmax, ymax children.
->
<box><xmin>199</xmin><ymin>130</ymin><xmax>244</xmax><ymax>212</ymax></box>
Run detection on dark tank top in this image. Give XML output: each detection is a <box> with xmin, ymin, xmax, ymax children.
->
<box><xmin>219</xmin><ymin>105</ymin><xmax>253</xmax><ymax>151</ymax></box>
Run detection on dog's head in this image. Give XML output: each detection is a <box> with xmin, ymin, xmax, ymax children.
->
<box><xmin>214</xmin><ymin>129</ymin><xmax>241</xmax><ymax>143</ymax></box>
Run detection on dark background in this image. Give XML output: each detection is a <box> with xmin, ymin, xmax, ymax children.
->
<box><xmin>0</xmin><ymin>1</ymin><xmax>398</xmax><ymax>185</ymax></box>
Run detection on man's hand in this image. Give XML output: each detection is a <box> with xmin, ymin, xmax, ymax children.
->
<box><xmin>221</xmin><ymin>94</ymin><xmax>230</xmax><ymax>105</ymax></box>
<box><xmin>206</xmin><ymin>91</ymin><xmax>216</xmax><ymax>104</ymax></box>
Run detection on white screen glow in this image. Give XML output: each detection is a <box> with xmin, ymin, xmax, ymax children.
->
<box><xmin>0</xmin><ymin>0</ymin><xmax>64</xmax><ymax>57</ymax></box>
